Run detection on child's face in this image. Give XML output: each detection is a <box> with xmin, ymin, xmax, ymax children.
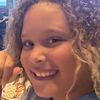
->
<box><xmin>21</xmin><ymin>2</ymin><xmax>77</xmax><ymax>99</ymax></box>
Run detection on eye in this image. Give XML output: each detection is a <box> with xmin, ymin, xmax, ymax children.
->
<box><xmin>45</xmin><ymin>36</ymin><xmax>65</xmax><ymax>47</ymax></box>
<box><xmin>22</xmin><ymin>40</ymin><xmax>34</xmax><ymax>50</ymax></box>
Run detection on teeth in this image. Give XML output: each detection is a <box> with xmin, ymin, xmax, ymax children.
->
<box><xmin>36</xmin><ymin>73</ymin><xmax>41</xmax><ymax>77</ymax></box>
<box><xmin>35</xmin><ymin>71</ymin><xmax>56</xmax><ymax>77</ymax></box>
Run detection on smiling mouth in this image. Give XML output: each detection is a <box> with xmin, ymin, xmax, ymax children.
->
<box><xmin>31</xmin><ymin>70</ymin><xmax>59</xmax><ymax>80</ymax></box>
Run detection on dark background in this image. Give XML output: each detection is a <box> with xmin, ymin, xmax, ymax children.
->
<box><xmin>0</xmin><ymin>0</ymin><xmax>17</xmax><ymax>50</ymax></box>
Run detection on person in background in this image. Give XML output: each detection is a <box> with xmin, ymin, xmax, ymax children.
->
<box><xmin>0</xmin><ymin>0</ymin><xmax>100</xmax><ymax>100</ymax></box>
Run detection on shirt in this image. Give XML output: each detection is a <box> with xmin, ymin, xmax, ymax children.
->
<box><xmin>20</xmin><ymin>86</ymin><xmax>99</xmax><ymax>100</ymax></box>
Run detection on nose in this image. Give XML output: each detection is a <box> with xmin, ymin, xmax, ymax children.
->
<box><xmin>29</xmin><ymin>46</ymin><xmax>47</xmax><ymax>66</ymax></box>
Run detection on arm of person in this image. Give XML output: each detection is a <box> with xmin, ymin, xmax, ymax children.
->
<box><xmin>0</xmin><ymin>51</ymin><xmax>22</xmax><ymax>95</ymax></box>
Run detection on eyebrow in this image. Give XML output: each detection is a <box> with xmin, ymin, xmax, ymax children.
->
<box><xmin>21</xmin><ymin>28</ymin><xmax>70</xmax><ymax>38</ymax></box>
<box><xmin>44</xmin><ymin>29</ymin><xmax>68</xmax><ymax>35</ymax></box>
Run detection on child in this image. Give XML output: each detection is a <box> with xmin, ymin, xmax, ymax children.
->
<box><xmin>0</xmin><ymin>0</ymin><xmax>100</xmax><ymax>100</ymax></box>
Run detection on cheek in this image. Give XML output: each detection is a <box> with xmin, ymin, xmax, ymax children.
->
<box><xmin>20</xmin><ymin>51</ymin><xmax>29</xmax><ymax>69</ymax></box>
<box><xmin>20</xmin><ymin>51</ymin><xmax>32</xmax><ymax>80</ymax></box>
<box><xmin>49</xmin><ymin>43</ymin><xmax>76</xmax><ymax>67</ymax></box>
<box><xmin>49</xmin><ymin>43</ymin><xmax>76</xmax><ymax>81</ymax></box>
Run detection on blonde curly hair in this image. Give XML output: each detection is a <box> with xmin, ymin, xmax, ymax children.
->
<box><xmin>4</xmin><ymin>0</ymin><xmax>100</xmax><ymax>98</ymax></box>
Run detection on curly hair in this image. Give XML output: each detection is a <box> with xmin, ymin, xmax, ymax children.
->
<box><xmin>4</xmin><ymin>0</ymin><xmax>100</xmax><ymax>98</ymax></box>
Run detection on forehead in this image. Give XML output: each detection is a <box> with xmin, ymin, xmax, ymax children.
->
<box><xmin>24</xmin><ymin>1</ymin><xmax>66</xmax><ymax>22</ymax></box>
<box><xmin>22</xmin><ymin>1</ymin><xmax>69</xmax><ymax>37</ymax></box>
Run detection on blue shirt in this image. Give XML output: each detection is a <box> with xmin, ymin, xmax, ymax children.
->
<box><xmin>78</xmin><ymin>92</ymin><xmax>99</xmax><ymax>100</ymax></box>
<box><xmin>20</xmin><ymin>86</ymin><xmax>99</xmax><ymax>100</ymax></box>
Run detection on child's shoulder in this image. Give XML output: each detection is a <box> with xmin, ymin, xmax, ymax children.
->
<box><xmin>77</xmin><ymin>92</ymin><xmax>99</xmax><ymax>100</ymax></box>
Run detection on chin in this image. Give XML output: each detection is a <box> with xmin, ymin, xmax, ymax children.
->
<box><xmin>33</xmin><ymin>86</ymin><xmax>57</xmax><ymax>98</ymax></box>
<box><xmin>36</xmin><ymin>91</ymin><xmax>52</xmax><ymax>98</ymax></box>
